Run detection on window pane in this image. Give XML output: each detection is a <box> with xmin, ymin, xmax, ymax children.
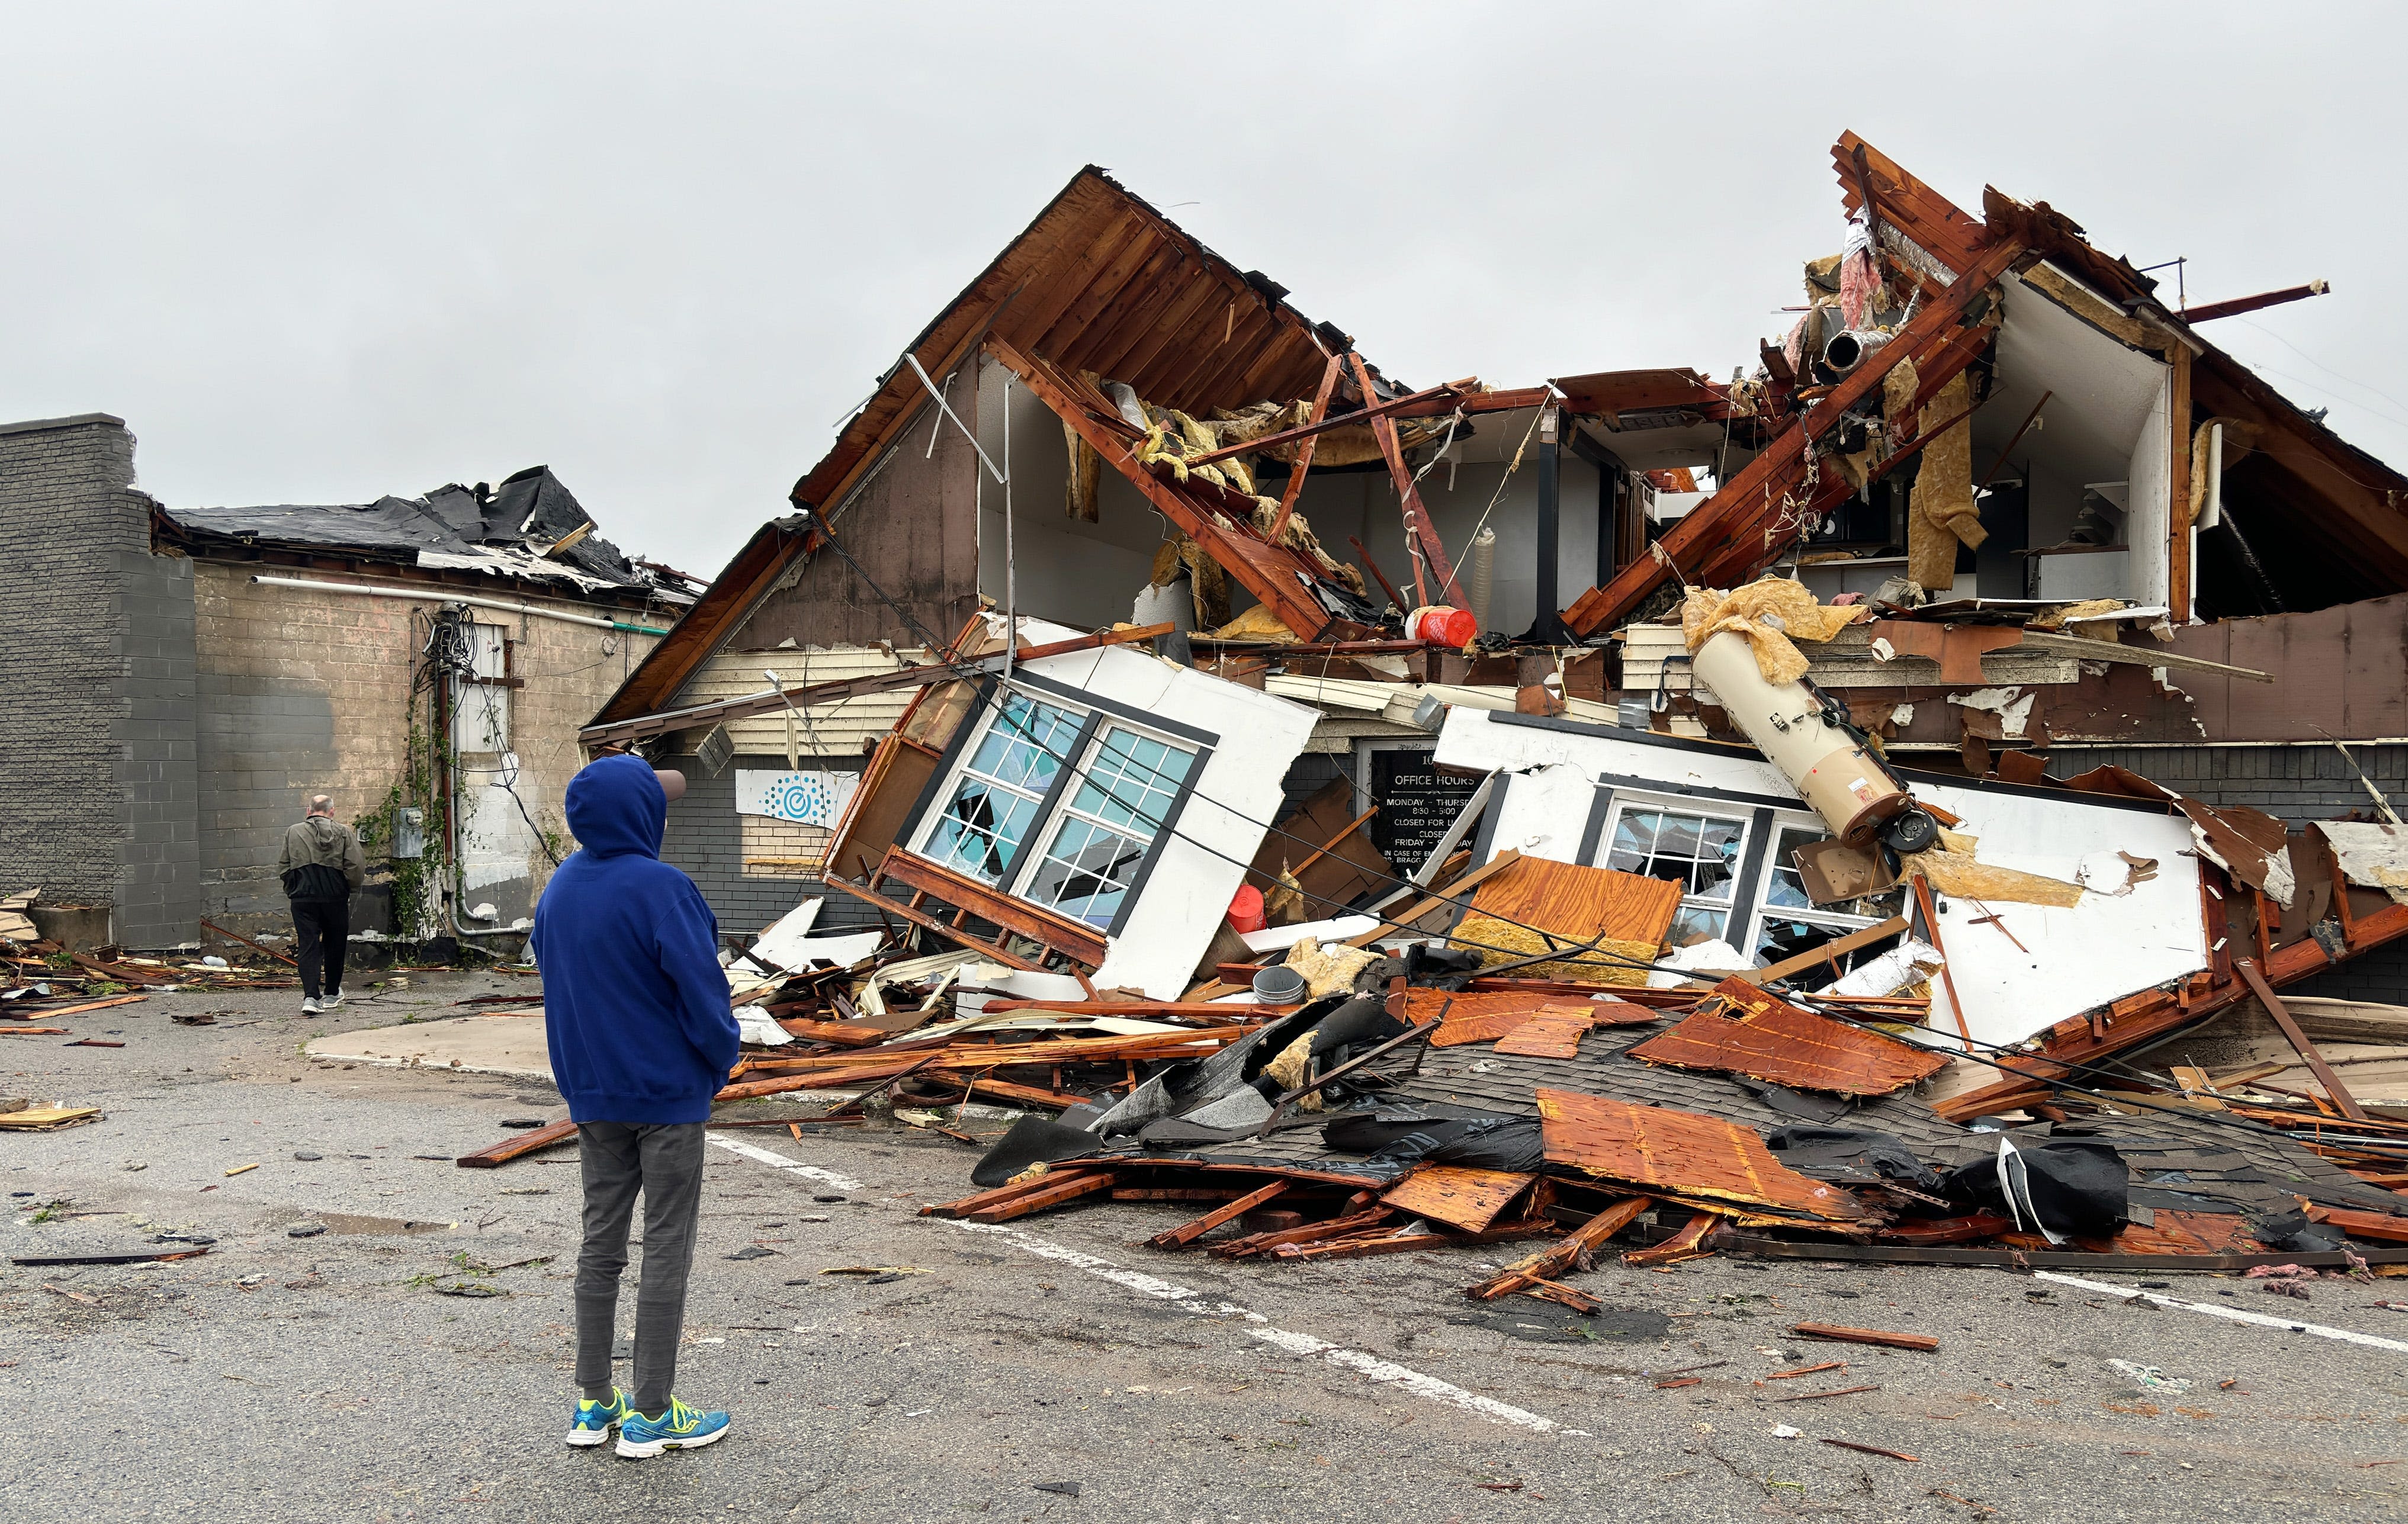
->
<box><xmin>923</xmin><ymin>780</ymin><xmax>1041</xmax><ymax>885</ymax></box>
<box><xmin>1607</xmin><ymin>805</ymin><xmax>1746</xmax><ymax>901</ymax></box>
<box><xmin>1667</xmin><ymin>904</ymin><xmax>1728</xmax><ymax>947</ymax></box>
<box><xmin>1022</xmin><ymin>816</ymin><xmax>1149</xmax><ymax>927</ymax></box>
<box><xmin>1071</xmin><ymin>726</ymin><xmax>1195</xmax><ymax>834</ymax></box>
<box><xmin>967</xmin><ymin>694</ymin><xmax>1083</xmax><ymax>792</ymax></box>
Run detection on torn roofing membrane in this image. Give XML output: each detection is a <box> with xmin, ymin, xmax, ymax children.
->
<box><xmin>163</xmin><ymin>466</ymin><xmax>672</xmax><ymax>595</ymax></box>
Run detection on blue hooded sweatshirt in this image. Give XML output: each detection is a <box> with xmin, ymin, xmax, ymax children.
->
<box><xmin>531</xmin><ymin>754</ymin><xmax>740</xmax><ymax>1124</ymax></box>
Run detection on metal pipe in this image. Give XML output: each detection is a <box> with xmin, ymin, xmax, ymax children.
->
<box><xmin>1822</xmin><ymin>327</ymin><xmax>1892</xmax><ymax>379</ymax></box>
<box><xmin>1467</xmin><ymin>527</ymin><xmax>1497</xmax><ymax>632</ymax></box>
<box><xmin>248</xmin><ymin>574</ymin><xmax>670</xmax><ymax>635</ymax></box>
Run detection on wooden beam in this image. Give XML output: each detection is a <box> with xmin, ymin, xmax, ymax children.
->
<box><xmin>1269</xmin><ymin>352</ymin><xmax>1346</xmax><ymax>544</ymax></box>
<box><xmin>1148</xmin><ymin>1179</ymin><xmax>1290</xmax><ymax>1249</ymax></box>
<box><xmin>1348</xmin><ymin>353</ymin><xmax>1458</xmax><ymax>608</ymax></box>
<box><xmin>1564</xmin><ymin>236</ymin><xmax>2024</xmax><ymax>635</ymax></box>
<box><xmin>986</xmin><ymin>332</ymin><xmax>1340</xmax><ymax>641</ymax></box>
<box><xmin>1187</xmin><ymin>374</ymin><xmax>1468</xmax><ymax>467</ymax></box>
<box><xmin>1744</xmin><ymin>916</ymin><xmax>1909</xmax><ymax>988</ymax></box>
<box><xmin>1343</xmin><ymin>848</ymin><xmax>1524</xmax><ymax>947</ymax></box>
<box><xmin>1911</xmin><ymin>875</ymin><xmax>1975</xmax><ymax>1043</ymax></box>
<box><xmin>2183</xmin><ymin>282</ymin><xmax>2328</xmax><ymax>324</ymax></box>
<box><xmin>2236</xmin><ymin>956</ymin><xmax>2368</xmax><ymax>1122</ymax></box>
<box><xmin>1465</xmin><ymin>1194</ymin><xmax>1652</xmax><ymax>1299</ymax></box>
<box><xmin>455</xmin><ymin>1118</ymin><xmax>579</xmax><ymax>1168</ymax></box>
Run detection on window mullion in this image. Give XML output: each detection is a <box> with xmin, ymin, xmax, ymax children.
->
<box><xmin>1001</xmin><ymin>711</ymin><xmax>1103</xmax><ymax>896</ymax></box>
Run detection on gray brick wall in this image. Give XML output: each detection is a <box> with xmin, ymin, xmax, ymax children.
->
<box><xmin>660</xmin><ymin>755</ymin><xmax>890</xmax><ymax>942</ymax></box>
<box><xmin>0</xmin><ymin>414</ymin><xmax>200</xmax><ymax>947</ymax></box>
<box><xmin>2050</xmin><ymin>743</ymin><xmax>2408</xmax><ymax>1003</ymax></box>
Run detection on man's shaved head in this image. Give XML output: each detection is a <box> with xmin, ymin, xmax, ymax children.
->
<box><xmin>308</xmin><ymin>795</ymin><xmax>333</xmax><ymax>816</ymax></box>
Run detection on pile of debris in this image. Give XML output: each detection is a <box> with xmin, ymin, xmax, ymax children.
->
<box><xmin>2</xmin><ymin>890</ymin><xmax>300</xmax><ymax>1033</ymax></box>
<box><xmin>510</xmin><ymin>601</ymin><xmax>2408</xmax><ymax>1302</ymax></box>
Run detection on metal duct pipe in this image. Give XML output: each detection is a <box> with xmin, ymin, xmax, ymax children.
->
<box><xmin>1467</xmin><ymin>527</ymin><xmax>1497</xmax><ymax>632</ymax></box>
<box><xmin>1691</xmin><ymin>630</ymin><xmax>1932</xmax><ymax>849</ymax></box>
<box><xmin>248</xmin><ymin>574</ymin><xmax>671</xmax><ymax>635</ymax></box>
<box><xmin>1821</xmin><ymin>327</ymin><xmax>1893</xmax><ymax>379</ymax></box>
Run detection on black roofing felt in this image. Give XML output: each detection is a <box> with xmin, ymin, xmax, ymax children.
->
<box><xmin>164</xmin><ymin>465</ymin><xmax>652</xmax><ymax>590</ymax></box>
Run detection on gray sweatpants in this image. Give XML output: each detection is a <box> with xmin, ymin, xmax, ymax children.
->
<box><xmin>574</xmin><ymin>1121</ymin><xmax>706</xmax><ymax>1416</ymax></box>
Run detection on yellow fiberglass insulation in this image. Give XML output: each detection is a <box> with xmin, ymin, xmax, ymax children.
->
<box><xmin>1449</xmin><ymin>912</ymin><xmax>1654</xmax><ymax>988</ymax></box>
<box><xmin>1680</xmin><ymin>577</ymin><xmax>1869</xmax><ymax>687</ymax></box>
<box><xmin>1907</xmin><ymin>371</ymin><xmax>1984</xmax><ymax>594</ymax></box>
<box><xmin>1282</xmin><ymin>937</ymin><xmax>1382</xmax><ymax>998</ymax></box>
<box><xmin>1903</xmin><ymin>847</ymin><xmax>2084</xmax><ymax>909</ymax></box>
<box><xmin>1260</xmin><ymin>1030</ymin><xmax>1321</xmax><ymax>1111</ymax></box>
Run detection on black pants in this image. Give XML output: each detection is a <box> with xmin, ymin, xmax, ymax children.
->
<box><xmin>290</xmin><ymin>898</ymin><xmax>349</xmax><ymax>999</ymax></box>
<box><xmin>575</xmin><ymin>1122</ymin><xmax>707</xmax><ymax>1414</ymax></box>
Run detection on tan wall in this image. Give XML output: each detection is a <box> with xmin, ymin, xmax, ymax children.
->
<box><xmin>191</xmin><ymin>562</ymin><xmax>663</xmax><ymax>937</ymax></box>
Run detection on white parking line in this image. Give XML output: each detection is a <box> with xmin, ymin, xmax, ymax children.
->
<box><xmin>712</xmin><ymin>1133</ymin><xmax>1582</xmax><ymax>1436</ymax></box>
<box><xmin>708</xmin><ymin>1133</ymin><xmax>865</xmax><ymax>1192</ymax></box>
<box><xmin>2035</xmin><ymin>1271</ymin><xmax>2408</xmax><ymax>1353</ymax></box>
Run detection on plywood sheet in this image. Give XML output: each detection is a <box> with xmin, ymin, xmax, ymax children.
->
<box><xmin>1492</xmin><ymin>1005</ymin><xmax>1595</xmax><ymax>1059</ymax></box>
<box><xmin>1379</xmin><ymin>1166</ymin><xmax>1536</xmax><ymax>1233</ymax></box>
<box><xmin>1408</xmin><ymin>989</ymin><xmax>1661</xmax><ymax>1048</ymax></box>
<box><xmin>1534</xmin><ymin>1086</ymin><xmax>1869</xmax><ymax>1222</ymax></box>
<box><xmin>1627</xmin><ymin>978</ymin><xmax>1947</xmax><ymax>1098</ymax></box>
<box><xmin>1469</xmin><ymin>857</ymin><xmax>1683</xmax><ymax>945</ymax></box>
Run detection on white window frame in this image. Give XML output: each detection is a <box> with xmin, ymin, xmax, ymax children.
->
<box><xmin>1595</xmin><ymin>792</ymin><xmax>1756</xmax><ymax>950</ymax></box>
<box><xmin>908</xmin><ymin>680</ymin><xmax>1211</xmax><ymax>933</ymax></box>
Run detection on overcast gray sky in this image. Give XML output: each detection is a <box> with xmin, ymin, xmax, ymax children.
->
<box><xmin>5</xmin><ymin>3</ymin><xmax>2400</xmax><ymax>579</ymax></box>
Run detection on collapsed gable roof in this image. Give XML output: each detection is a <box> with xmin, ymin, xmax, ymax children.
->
<box><xmin>595</xmin><ymin>167</ymin><xmax>1356</xmax><ymax>730</ymax></box>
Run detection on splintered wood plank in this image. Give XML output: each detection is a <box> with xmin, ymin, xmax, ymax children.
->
<box><xmin>1626</xmin><ymin>977</ymin><xmax>1947</xmax><ymax>1098</ymax></box>
<box><xmin>963</xmin><ymin>1171</ymin><xmax>1116</xmax><ymax>1223</ymax></box>
<box><xmin>1379</xmin><ymin>1166</ymin><xmax>1536</xmax><ymax>1233</ymax></box>
<box><xmin>1148</xmin><ymin>1179</ymin><xmax>1289</xmax><ymax>1250</ymax></box>
<box><xmin>454</xmin><ymin>1118</ymin><xmax>579</xmax><ymax>1168</ymax></box>
<box><xmin>1492</xmin><ymin>1005</ymin><xmax>1596</xmax><ymax>1059</ymax></box>
<box><xmin>1534</xmin><ymin>1088</ymin><xmax>1868</xmax><ymax>1223</ymax></box>
<box><xmin>1407</xmin><ymin>988</ymin><xmax>1664</xmax><ymax>1047</ymax></box>
<box><xmin>1465</xmin><ymin>1195</ymin><xmax>1652</xmax><ymax>1300</ymax></box>
<box><xmin>1792</xmin><ymin>1322</ymin><xmax>1939</xmax><ymax>1353</ymax></box>
<box><xmin>1623</xmin><ymin>1210</ymin><xmax>1720</xmax><ymax>1266</ymax></box>
<box><xmin>1469</xmin><ymin>857</ymin><xmax>1683</xmax><ymax>947</ymax></box>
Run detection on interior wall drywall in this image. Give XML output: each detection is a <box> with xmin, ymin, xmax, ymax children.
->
<box><xmin>2124</xmin><ymin>368</ymin><xmax>2175</xmax><ymax>609</ymax></box>
<box><xmin>975</xmin><ymin>353</ymin><xmax>1173</xmax><ymax>631</ymax></box>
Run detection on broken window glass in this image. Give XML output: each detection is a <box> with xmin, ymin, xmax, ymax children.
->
<box><xmin>919</xmin><ymin>693</ymin><xmax>1084</xmax><ymax>886</ymax></box>
<box><xmin>1019</xmin><ymin>725</ymin><xmax>1197</xmax><ymax>927</ymax></box>
<box><xmin>1606</xmin><ymin>805</ymin><xmax>1749</xmax><ymax>948</ymax></box>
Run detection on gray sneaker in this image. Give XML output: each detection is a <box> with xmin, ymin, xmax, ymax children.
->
<box><xmin>322</xmin><ymin>991</ymin><xmax>345</xmax><ymax>1009</ymax></box>
<box><xmin>301</xmin><ymin>996</ymin><xmax>322</xmax><ymax>1015</ymax></box>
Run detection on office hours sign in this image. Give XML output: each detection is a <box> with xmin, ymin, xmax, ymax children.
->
<box><xmin>1364</xmin><ymin>747</ymin><xmax>1482</xmax><ymax>870</ymax></box>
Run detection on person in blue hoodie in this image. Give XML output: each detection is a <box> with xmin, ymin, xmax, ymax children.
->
<box><xmin>531</xmin><ymin>753</ymin><xmax>742</xmax><ymax>1459</ymax></box>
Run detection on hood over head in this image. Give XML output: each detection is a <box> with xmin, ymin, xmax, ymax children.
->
<box><xmin>565</xmin><ymin>754</ymin><xmax>666</xmax><ymax>860</ymax></box>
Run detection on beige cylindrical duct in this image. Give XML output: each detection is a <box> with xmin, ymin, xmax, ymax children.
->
<box><xmin>1690</xmin><ymin>630</ymin><xmax>1913</xmax><ymax>844</ymax></box>
<box><xmin>1467</xmin><ymin>527</ymin><xmax>1497</xmax><ymax>631</ymax></box>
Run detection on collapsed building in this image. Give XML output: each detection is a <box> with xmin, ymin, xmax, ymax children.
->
<box><xmin>544</xmin><ymin>133</ymin><xmax>2408</xmax><ymax>1280</ymax></box>
<box><xmin>0</xmin><ymin>412</ymin><xmax>695</xmax><ymax>950</ymax></box>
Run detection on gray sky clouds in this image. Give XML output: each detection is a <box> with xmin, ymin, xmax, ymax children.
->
<box><xmin>5</xmin><ymin>2</ymin><xmax>2400</xmax><ymax>578</ymax></box>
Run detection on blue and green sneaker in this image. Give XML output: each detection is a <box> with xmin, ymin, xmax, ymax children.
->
<box><xmin>615</xmin><ymin>1397</ymin><xmax>731</xmax><ymax>1458</ymax></box>
<box><xmin>566</xmin><ymin>1387</ymin><xmax>631</xmax><ymax>1448</ymax></box>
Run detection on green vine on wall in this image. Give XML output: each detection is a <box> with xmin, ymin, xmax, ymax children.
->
<box><xmin>354</xmin><ymin>714</ymin><xmax>455</xmax><ymax>939</ymax></box>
